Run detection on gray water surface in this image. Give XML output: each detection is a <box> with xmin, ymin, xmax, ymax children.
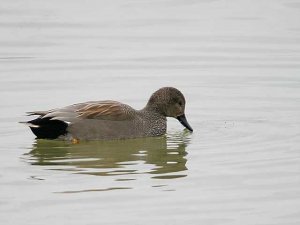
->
<box><xmin>1</xmin><ymin>0</ymin><xmax>300</xmax><ymax>224</ymax></box>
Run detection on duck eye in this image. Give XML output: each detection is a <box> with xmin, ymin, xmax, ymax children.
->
<box><xmin>178</xmin><ymin>101</ymin><xmax>183</xmax><ymax>106</ymax></box>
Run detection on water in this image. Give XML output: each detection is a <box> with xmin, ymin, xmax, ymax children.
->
<box><xmin>1</xmin><ymin>0</ymin><xmax>300</xmax><ymax>224</ymax></box>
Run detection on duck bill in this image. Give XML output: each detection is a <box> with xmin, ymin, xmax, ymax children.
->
<box><xmin>177</xmin><ymin>114</ymin><xmax>193</xmax><ymax>132</ymax></box>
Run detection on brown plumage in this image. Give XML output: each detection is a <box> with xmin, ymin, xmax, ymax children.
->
<box><xmin>76</xmin><ymin>101</ymin><xmax>134</xmax><ymax>120</ymax></box>
<box><xmin>22</xmin><ymin>87</ymin><xmax>193</xmax><ymax>140</ymax></box>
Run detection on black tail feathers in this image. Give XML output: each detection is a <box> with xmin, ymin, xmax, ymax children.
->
<box><xmin>26</xmin><ymin>117</ymin><xmax>68</xmax><ymax>139</ymax></box>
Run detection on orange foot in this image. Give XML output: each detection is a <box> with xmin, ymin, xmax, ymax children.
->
<box><xmin>72</xmin><ymin>138</ymin><xmax>80</xmax><ymax>144</ymax></box>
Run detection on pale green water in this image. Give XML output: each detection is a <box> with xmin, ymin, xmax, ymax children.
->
<box><xmin>1</xmin><ymin>0</ymin><xmax>300</xmax><ymax>224</ymax></box>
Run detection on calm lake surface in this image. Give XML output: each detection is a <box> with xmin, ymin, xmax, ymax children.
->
<box><xmin>1</xmin><ymin>0</ymin><xmax>300</xmax><ymax>224</ymax></box>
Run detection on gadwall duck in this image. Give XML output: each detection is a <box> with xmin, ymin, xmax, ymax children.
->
<box><xmin>22</xmin><ymin>87</ymin><xmax>193</xmax><ymax>141</ymax></box>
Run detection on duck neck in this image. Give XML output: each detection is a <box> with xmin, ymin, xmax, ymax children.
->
<box><xmin>139</xmin><ymin>105</ymin><xmax>167</xmax><ymax>136</ymax></box>
<box><xmin>142</xmin><ymin>103</ymin><xmax>166</xmax><ymax>118</ymax></box>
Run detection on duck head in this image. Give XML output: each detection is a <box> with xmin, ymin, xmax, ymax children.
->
<box><xmin>146</xmin><ymin>87</ymin><xmax>193</xmax><ymax>132</ymax></box>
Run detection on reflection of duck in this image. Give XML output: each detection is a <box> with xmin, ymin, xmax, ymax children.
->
<box><xmin>26</xmin><ymin>133</ymin><xmax>191</xmax><ymax>179</ymax></box>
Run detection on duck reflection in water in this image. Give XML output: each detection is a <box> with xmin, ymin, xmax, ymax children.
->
<box><xmin>26</xmin><ymin>132</ymin><xmax>191</xmax><ymax>180</ymax></box>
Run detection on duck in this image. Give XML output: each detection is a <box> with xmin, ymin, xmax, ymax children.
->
<box><xmin>22</xmin><ymin>87</ymin><xmax>193</xmax><ymax>141</ymax></box>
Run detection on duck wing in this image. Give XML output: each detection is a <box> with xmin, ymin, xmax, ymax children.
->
<box><xmin>75</xmin><ymin>100</ymin><xmax>136</xmax><ymax>121</ymax></box>
<box><xmin>35</xmin><ymin>100</ymin><xmax>136</xmax><ymax>123</ymax></box>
